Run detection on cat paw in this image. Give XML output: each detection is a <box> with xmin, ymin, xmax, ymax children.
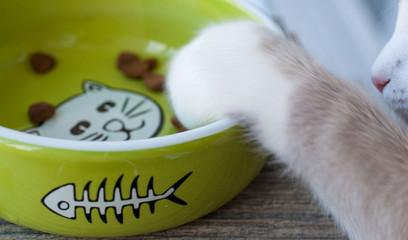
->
<box><xmin>166</xmin><ymin>21</ymin><xmax>299</xmax><ymax>131</ymax></box>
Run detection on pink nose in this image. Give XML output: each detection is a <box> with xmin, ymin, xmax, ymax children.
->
<box><xmin>372</xmin><ymin>77</ymin><xmax>390</xmax><ymax>93</ymax></box>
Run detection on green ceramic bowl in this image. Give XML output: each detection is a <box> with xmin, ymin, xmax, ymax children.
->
<box><xmin>0</xmin><ymin>0</ymin><xmax>280</xmax><ymax>237</ymax></box>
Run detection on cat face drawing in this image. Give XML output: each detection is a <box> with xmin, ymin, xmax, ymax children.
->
<box><xmin>25</xmin><ymin>80</ymin><xmax>163</xmax><ymax>141</ymax></box>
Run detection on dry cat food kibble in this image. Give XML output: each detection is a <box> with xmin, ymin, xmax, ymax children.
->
<box><xmin>29</xmin><ymin>52</ymin><xmax>56</xmax><ymax>74</ymax></box>
<box><xmin>119</xmin><ymin>59</ymin><xmax>148</xmax><ymax>78</ymax></box>
<box><xmin>116</xmin><ymin>52</ymin><xmax>147</xmax><ymax>78</ymax></box>
<box><xmin>144</xmin><ymin>58</ymin><xmax>158</xmax><ymax>71</ymax></box>
<box><xmin>142</xmin><ymin>72</ymin><xmax>164</xmax><ymax>92</ymax></box>
<box><xmin>117</xmin><ymin>51</ymin><xmax>164</xmax><ymax>91</ymax></box>
<box><xmin>171</xmin><ymin>116</ymin><xmax>187</xmax><ymax>132</ymax></box>
<box><xmin>28</xmin><ymin>102</ymin><xmax>56</xmax><ymax>124</ymax></box>
<box><xmin>116</xmin><ymin>52</ymin><xmax>140</xmax><ymax>69</ymax></box>
<box><xmin>117</xmin><ymin>51</ymin><xmax>148</xmax><ymax>78</ymax></box>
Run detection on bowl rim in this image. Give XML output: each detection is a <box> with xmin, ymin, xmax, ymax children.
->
<box><xmin>0</xmin><ymin>0</ymin><xmax>279</xmax><ymax>152</ymax></box>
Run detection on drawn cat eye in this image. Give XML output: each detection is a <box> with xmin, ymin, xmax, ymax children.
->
<box><xmin>70</xmin><ymin>121</ymin><xmax>91</xmax><ymax>135</ymax></box>
<box><xmin>97</xmin><ymin>101</ymin><xmax>116</xmax><ymax>113</ymax></box>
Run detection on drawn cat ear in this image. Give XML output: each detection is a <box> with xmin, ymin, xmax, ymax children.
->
<box><xmin>25</xmin><ymin>129</ymin><xmax>41</xmax><ymax>136</ymax></box>
<box><xmin>83</xmin><ymin>80</ymin><xmax>108</xmax><ymax>93</ymax></box>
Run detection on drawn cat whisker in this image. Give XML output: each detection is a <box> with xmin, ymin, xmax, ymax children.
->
<box><xmin>121</xmin><ymin>96</ymin><xmax>130</xmax><ymax>113</ymax></box>
<box><xmin>79</xmin><ymin>132</ymin><xmax>98</xmax><ymax>141</ymax></box>
<box><xmin>91</xmin><ymin>133</ymin><xmax>104</xmax><ymax>141</ymax></box>
<box><xmin>128</xmin><ymin>109</ymin><xmax>152</xmax><ymax>119</ymax></box>
<box><xmin>125</xmin><ymin>99</ymin><xmax>146</xmax><ymax>117</ymax></box>
<box><xmin>101</xmin><ymin>136</ymin><xmax>109</xmax><ymax>141</ymax></box>
<box><xmin>130</xmin><ymin>120</ymin><xmax>145</xmax><ymax>131</ymax></box>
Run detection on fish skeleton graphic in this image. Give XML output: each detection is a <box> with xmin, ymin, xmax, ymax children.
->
<box><xmin>42</xmin><ymin>172</ymin><xmax>192</xmax><ymax>223</ymax></box>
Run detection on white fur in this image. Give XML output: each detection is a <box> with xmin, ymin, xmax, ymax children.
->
<box><xmin>372</xmin><ymin>0</ymin><xmax>408</xmax><ymax>121</ymax></box>
<box><xmin>166</xmin><ymin>21</ymin><xmax>295</xmax><ymax>154</ymax></box>
<box><xmin>167</xmin><ymin>20</ymin><xmax>408</xmax><ymax>240</ymax></box>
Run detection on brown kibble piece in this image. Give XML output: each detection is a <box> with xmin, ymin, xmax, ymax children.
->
<box><xmin>29</xmin><ymin>102</ymin><xmax>56</xmax><ymax>124</ymax></box>
<box><xmin>120</xmin><ymin>60</ymin><xmax>149</xmax><ymax>78</ymax></box>
<box><xmin>30</xmin><ymin>52</ymin><xmax>56</xmax><ymax>74</ymax></box>
<box><xmin>142</xmin><ymin>72</ymin><xmax>164</xmax><ymax>91</ymax></box>
<box><xmin>177</xmin><ymin>127</ymin><xmax>187</xmax><ymax>133</ymax></box>
<box><xmin>171</xmin><ymin>116</ymin><xmax>187</xmax><ymax>132</ymax></box>
<box><xmin>117</xmin><ymin>52</ymin><xmax>140</xmax><ymax>70</ymax></box>
<box><xmin>117</xmin><ymin>51</ymin><xmax>148</xmax><ymax>78</ymax></box>
<box><xmin>171</xmin><ymin>116</ymin><xmax>184</xmax><ymax>129</ymax></box>
<box><xmin>144</xmin><ymin>58</ymin><xmax>159</xmax><ymax>71</ymax></box>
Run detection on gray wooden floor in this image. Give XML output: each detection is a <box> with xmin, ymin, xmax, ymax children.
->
<box><xmin>0</xmin><ymin>164</ymin><xmax>348</xmax><ymax>240</ymax></box>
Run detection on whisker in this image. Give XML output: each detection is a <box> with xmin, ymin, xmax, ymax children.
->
<box><xmin>91</xmin><ymin>134</ymin><xmax>104</xmax><ymax>141</ymax></box>
<box><xmin>126</xmin><ymin>99</ymin><xmax>146</xmax><ymax>116</ymax></box>
<box><xmin>102</xmin><ymin>136</ymin><xmax>109</xmax><ymax>141</ymax></box>
<box><xmin>131</xmin><ymin>120</ymin><xmax>145</xmax><ymax>131</ymax></box>
<box><xmin>129</xmin><ymin>109</ymin><xmax>152</xmax><ymax>119</ymax></box>
<box><xmin>80</xmin><ymin>132</ymin><xmax>98</xmax><ymax>141</ymax></box>
<box><xmin>122</xmin><ymin>97</ymin><xmax>130</xmax><ymax>113</ymax></box>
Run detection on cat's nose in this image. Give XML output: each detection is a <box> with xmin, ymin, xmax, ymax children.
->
<box><xmin>371</xmin><ymin>76</ymin><xmax>390</xmax><ymax>93</ymax></box>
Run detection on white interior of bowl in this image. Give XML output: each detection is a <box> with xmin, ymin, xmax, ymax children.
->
<box><xmin>0</xmin><ymin>0</ymin><xmax>282</xmax><ymax>152</ymax></box>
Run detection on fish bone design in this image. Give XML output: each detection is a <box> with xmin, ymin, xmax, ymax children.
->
<box><xmin>42</xmin><ymin>172</ymin><xmax>192</xmax><ymax>223</ymax></box>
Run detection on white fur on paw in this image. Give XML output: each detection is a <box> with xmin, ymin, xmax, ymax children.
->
<box><xmin>166</xmin><ymin>21</ymin><xmax>295</xmax><ymax>153</ymax></box>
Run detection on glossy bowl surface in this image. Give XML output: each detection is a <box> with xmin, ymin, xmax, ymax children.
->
<box><xmin>0</xmin><ymin>0</ymin><xmax>279</xmax><ymax>237</ymax></box>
